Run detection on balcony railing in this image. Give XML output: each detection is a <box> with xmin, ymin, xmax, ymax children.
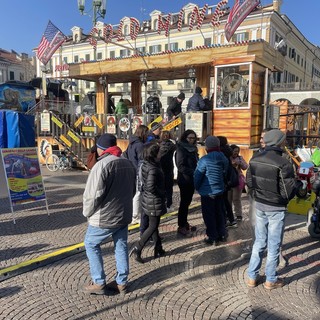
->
<box><xmin>271</xmin><ymin>82</ymin><xmax>320</xmax><ymax>91</ymax></box>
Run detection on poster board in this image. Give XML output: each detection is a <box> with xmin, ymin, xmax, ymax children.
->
<box><xmin>185</xmin><ymin>113</ymin><xmax>204</xmax><ymax>139</ymax></box>
<box><xmin>0</xmin><ymin>147</ymin><xmax>49</xmax><ymax>222</ymax></box>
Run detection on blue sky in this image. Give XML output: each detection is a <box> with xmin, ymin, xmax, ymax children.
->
<box><xmin>0</xmin><ymin>0</ymin><xmax>319</xmax><ymax>55</ymax></box>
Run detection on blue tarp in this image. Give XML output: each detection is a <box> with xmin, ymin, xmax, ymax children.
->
<box><xmin>0</xmin><ymin>110</ymin><xmax>35</xmax><ymax>148</ymax></box>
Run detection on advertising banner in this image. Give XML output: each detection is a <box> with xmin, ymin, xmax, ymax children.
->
<box><xmin>1</xmin><ymin>148</ymin><xmax>46</xmax><ymax>206</ymax></box>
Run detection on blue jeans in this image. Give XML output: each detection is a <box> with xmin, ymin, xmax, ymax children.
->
<box><xmin>84</xmin><ymin>224</ymin><xmax>129</xmax><ymax>286</ymax></box>
<box><xmin>247</xmin><ymin>209</ymin><xmax>285</xmax><ymax>283</ymax></box>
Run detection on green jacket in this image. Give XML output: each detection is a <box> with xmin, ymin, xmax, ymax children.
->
<box><xmin>115</xmin><ymin>101</ymin><xmax>128</xmax><ymax>115</ymax></box>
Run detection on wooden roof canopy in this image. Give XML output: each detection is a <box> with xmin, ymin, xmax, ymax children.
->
<box><xmin>68</xmin><ymin>40</ymin><xmax>285</xmax><ymax>84</ymax></box>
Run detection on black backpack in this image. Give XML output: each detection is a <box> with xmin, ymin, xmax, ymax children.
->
<box><xmin>227</xmin><ymin>162</ymin><xmax>239</xmax><ymax>188</ymax></box>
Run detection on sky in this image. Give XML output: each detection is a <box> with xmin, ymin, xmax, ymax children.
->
<box><xmin>0</xmin><ymin>0</ymin><xmax>319</xmax><ymax>56</ymax></box>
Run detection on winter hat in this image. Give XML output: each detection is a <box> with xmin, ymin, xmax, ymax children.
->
<box><xmin>96</xmin><ymin>133</ymin><xmax>117</xmax><ymax>150</ymax></box>
<box><xmin>177</xmin><ymin>92</ymin><xmax>185</xmax><ymax>100</ymax></box>
<box><xmin>205</xmin><ymin>136</ymin><xmax>220</xmax><ymax>149</ymax></box>
<box><xmin>263</xmin><ymin>129</ymin><xmax>286</xmax><ymax>147</ymax></box>
<box><xmin>151</xmin><ymin>122</ymin><xmax>162</xmax><ymax>132</ymax></box>
<box><xmin>195</xmin><ymin>86</ymin><xmax>202</xmax><ymax>94</ymax></box>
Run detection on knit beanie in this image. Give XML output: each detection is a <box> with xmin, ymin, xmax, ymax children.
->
<box><xmin>96</xmin><ymin>133</ymin><xmax>117</xmax><ymax>150</ymax></box>
<box><xmin>263</xmin><ymin>129</ymin><xmax>286</xmax><ymax>147</ymax></box>
<box><xmin>195</xmin><ymin>86</ymin><xmax>202</xmax><ymax>94</ymax></box>
<box><xmin>177</xmin><ymin>92</ymin><xmax>185</xmax><ymax>100</ymax></box>
<box><xmin>205</xmin><ymin>136</ymin><xmax>220</xmax><ymax>149</ymax></box>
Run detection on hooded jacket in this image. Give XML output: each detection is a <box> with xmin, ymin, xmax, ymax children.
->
<box><xmin>187</xmin><ymin>93</ymin><xmax>206</xmax><ymax>111</ymax></box>
<box><xmin>83</xmin><ymin>147</ymin><xmax>136</xmax><ymax>228</ymax></box>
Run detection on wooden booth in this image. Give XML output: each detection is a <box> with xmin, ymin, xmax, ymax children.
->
<box><xmin>67</xmin><ymin>39</ymin><xmax>284</xmax><ymax>161</ymax></box>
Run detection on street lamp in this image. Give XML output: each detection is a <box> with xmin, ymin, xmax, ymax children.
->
<box><xmin>140</xmin><ymin>72</ymin><xmax>148</xmax><ymax>114</ymax></box>
<box><xmin>77</xmin><ymin>0</ymin><xmax>106</xmax><ymax>26</ymax></box>
<box><xmin>77</xmin><ymin>0</ymin><xmax>107</xmax><ymax>60</ymax></box>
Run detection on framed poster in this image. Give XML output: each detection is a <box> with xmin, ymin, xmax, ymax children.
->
<box><xmin>1</xmin><ymin>148</ymin><xmax>46</xmax><ymax>206</ymax></box>
<box><xmin>185</xmin><ymin>113</ymin><xmax>203</xmax><ymax>139</ymax></box>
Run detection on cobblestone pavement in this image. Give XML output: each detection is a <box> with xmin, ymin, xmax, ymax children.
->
<box><xmin>0</xmin><ymin>168</ymin><xmax>319</xmax><ymax>320</ymax></box>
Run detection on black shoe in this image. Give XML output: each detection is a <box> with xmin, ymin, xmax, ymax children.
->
<box><xmin>203</xmin><ymin>237</ymin><xmax>214</xmax><ymax>245</ymax></box>
<box><xmin>154</xmin><ymin>247</ymin><xmax>166</xmax><ymax>258</ymax></box>
<box><xmin>129</xmin><ymin>247</ymin><xmax>144</xmax><ymax>264</ymax></box>
<box><xmin>186</xmin><ymin>224</ymin><xmax>197</xmax><ymax>232</ymax></box>
<box><xmin>217</xmin><ymin>235</ymin><xmax>228</xmax><ymax>242</ymax></box>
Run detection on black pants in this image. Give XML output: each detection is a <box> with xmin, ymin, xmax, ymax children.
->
<box><xmin>164</xmin><ymin>171</ymin><xmax>174</xmax><ymax>208</ymax></box>
<box><xmin>136</xmin><ymin>215</ymin><xmax>162</xmax><ymax>252</ymax></box>
<box><xmin>223</xmin><ymin>190</ymin><xmax>234</xmax><ymax>223</ymax></box>
<box><xmin>201</xmin><ymin>194</ymin><xmax>226</xmax><ymax>241</ymax></box>
<box><xmin>177</xmin><ymin>182</ymin><xmax>194</xmax><ymax>228</ymax></box>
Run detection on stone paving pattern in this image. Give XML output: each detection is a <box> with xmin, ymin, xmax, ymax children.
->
<box><xmin>0</xmin><ymin>168</ymin><xmax>319</xmax><ymax>319</ymax></box>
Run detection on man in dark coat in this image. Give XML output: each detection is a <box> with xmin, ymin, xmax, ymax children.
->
<box><xmin>246</xmin><ymin>129</ymin><xmax>301</xmax><ymax>290</ymax></box>
<box><xmin>187</xmin><ymin>87</ymin><xmax>206</xmax><ymax>111</ymax></box>
<box><xmin>166</xmin><ymin>92</ymin><xmax>185</xmax><ymax>119</ymax></box>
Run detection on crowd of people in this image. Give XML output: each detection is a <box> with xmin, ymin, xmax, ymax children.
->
<box><xmin>82</xmin><ymin>113</ymin><xmax>302</xmax><ymax>295</ymax></box>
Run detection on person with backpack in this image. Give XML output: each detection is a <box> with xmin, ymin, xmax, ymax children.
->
<box><xmin>143</xmin><ymin>93</ymin><xmax>162</xmax><ymax>114</ymax></box>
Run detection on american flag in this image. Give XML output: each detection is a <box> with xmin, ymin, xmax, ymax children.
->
<box><xmin>37</xmin><ymin>20</ymin><xmax>66</xmax><ymax>66</ymax></box>
<box><xmin>225</xmin><ymin>0</ymin><xmax>260</xmax><ymax>42</ymax></box>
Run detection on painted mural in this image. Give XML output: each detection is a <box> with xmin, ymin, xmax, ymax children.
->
<box><xmin>0</xmin><ymin>83</ymin><xmax>36</xmax><ymax>112</ymax></box>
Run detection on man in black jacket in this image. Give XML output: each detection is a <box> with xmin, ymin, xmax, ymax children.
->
<box><xmin>246</xmin><ymin>129</ymin><xmax>300</xmax><ymax>290</ymax></box>
<box><xmin>166</xmin><ymin>92</ymin><xmax>185</xmax><ymax>120</ymax></box>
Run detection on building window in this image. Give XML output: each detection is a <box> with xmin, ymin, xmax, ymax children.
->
<box><xmin>168</xmin><ymin>80</ymin><xmax>174</xmax><ymax>85</ymax></box>
<box><xmin>151</xmin><ymin>81</ymin><xmax>158</xmax><ymax>89</ymax></box>
<box><xmin>85</xmin><ymin>54</ymin><xmax>90</xmax><ymax>61</ymax></box>
<box><xmin>110</xmin><ymin>51</ymin><xmax>115</xmax><ymax>59</ymax></box>
<box><xmin>9</xmin><ymin>71</ymin><xmax>14</xmax><ymax>80</ymax></box>
<box><xmin>20</xmin><ymin>73</ymin><xmax>24</xmax><ymax>81</ymax></box>
<box><xmin>120</xmin><ymin>49</ymin><xmax>130</xmax><ymax>57</ymax></box>
<box><xmin>97</xmin><ymin>52</ymin><xmax>103</xmax><ymax>60</ymax></box>
<box><xmin>149</xmin><ymin>45</ymin><xmax>162</xmax><ymax>54</ymax></box>
<box><xmin>110</xmin><ymin>83</ymin><xmax>115</xmax><ymax>88</ymax></box>
<box><xmin>63</xmin><ymin>57</ymin><xmax>68</xmax><ymax>63</ymax></box>
<box><xmin>85</xmin><ymin>81</ymin><xmax>91</xmax><ymax>89</ymax></box>
<box><xmin>232</xmin><ymin>32</ymin><xmax>249</xmax><ymax>42</ymax></box>
<box><xmin>124</xmin><ymin>25</ymin><xmax>129</xmax><ymax>35</ymax></box>
<box><xmin>297</xmin><ymin>54</ymin><xmax>300</xmax><ymax>65</ymax></box>
<box><xmin>153</xmin><ymin>19</ymin><xmax>158</xmax><ymax>30</ymax></box>
<box><xmin>165</xmin><ymin>42</ymin><xmax>178</xmax><ymax>51</ymax></box>
<box><xmin>74</xmin><ymin>55</ymin><xmax>79</xmax><ymax>63</ymax></box>
<box><xmin>186</xmin><ymin>40</ymin><xmax>193</xmax><ymax>49</ymax></box>
<box><xmin>136</xmin><ymin>47</ymin><xmax>145</xmax><ymax>54</ymax></box>
<box><xmin>204</xmin><ymin>38</ymin><xmax>212</xmax><ymax>46</ymax></box>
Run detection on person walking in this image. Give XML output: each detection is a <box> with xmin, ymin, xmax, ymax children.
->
<box><xmin>175</xmin><ymin>129</ymin><xmax>199</xmax><ymax>235</ymax></box>
<box><xmin>187</xmin><ymin>87</ymin><xmax>206</xmax><ymax>111</ymax></box>
<box><xmin>159</xmin><ymin>130</ymin><xmax>176</xmax><ymax>209</ymax></box>
<box><xmin>194</xmin><ymin>136</ymin><xmax>229</xmax><ymax>246</ymax></box>
<box><xmin>229</xmin><ymin>144</ymin><xmax>248</xmax><ymax>220</ymax></box>
<box><xmin>83</xmin><ymin>133</ymin><xmax>136</xmax><ymax>295</ymax></box>
<box><xmin>130</xmin><ymin>142</ymin><xmax>167</xmax><ymax>263</ymax></box>
<box><xmin>123</xmin><ymin>125</ymin><xmax>149</xmax><ymax>225</ymax></box>
<box><xmin>166</xmin><ymin>92</ymin><xmax>185</xmax><ymax>120</ymax></box>
<box><xmin>246</xmin><ymin>129</ymin><xmax>300</xmax><ymax>290</ymax></box>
